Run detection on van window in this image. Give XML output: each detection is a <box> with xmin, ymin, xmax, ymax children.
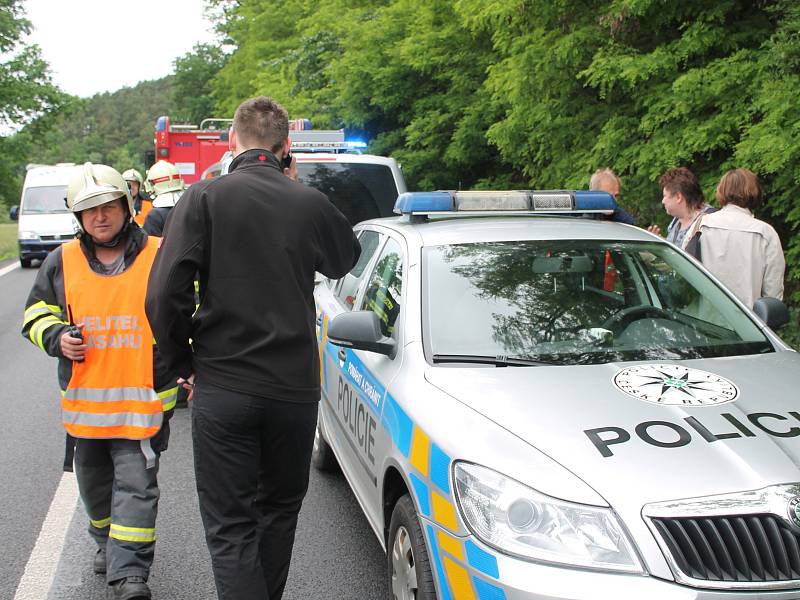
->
<box><xmin>297</xmin><ymin>163</ymin><xmax>397</xmax><ymax>225</ymax></box>
<box><xmin>22</xmin><ymin>186</ymin><xmax>69</xmax><ymax>214</ymax></box>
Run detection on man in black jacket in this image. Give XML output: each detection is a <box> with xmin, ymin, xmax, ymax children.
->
<box><xmin>145</xmin><ymin>97</ymin><xmax>360</xmax><ymax>600</ymax></box>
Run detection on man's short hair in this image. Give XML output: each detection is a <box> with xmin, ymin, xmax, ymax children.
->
<box><xmin>658</xmin><ymin>167</ymin><xmax>705</xmax><ymax>209</ymax></box>
<box><xmin>232</xmin><ymin>96</ymin><xmax>289</xmax><ymax>153</ymax></box>
<box><xmin>716</xmin><ymin>168</ymin><xmax>763</xmax><ymax>210</ymax></box>
<box><xmin>589</xmin><ymin>168</ymin><xmax>620</xmax><ymax>191</ymax></box>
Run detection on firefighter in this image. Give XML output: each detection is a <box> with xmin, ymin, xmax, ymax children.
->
<box><xmin>124</xmin><ymin>169</ymin><xmax>153</xmax><ymax>228</ymax></box>
<box><xmin>142</xmin><ymin>160</ymin><xmax>184</xmax><ymax>237</ymax></box>
<box><xmin>21</xmin><ymin>163</ymin><xmax>177</xmax><ymax>600</ymax></box>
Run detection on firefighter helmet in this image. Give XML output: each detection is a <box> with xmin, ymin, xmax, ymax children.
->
<box><xmin>122</xmin><ymin>168</ymin><xmax>143</xmax><ymax>185</ymax></box>
<box><xmin>67</xmin><ymin>163</ymin><xmax>134</xmax><ymax>219</ymax></box>
<box><xmin>142</xmin><ymin>168</ymin><xmax>154</xmax><ymax>197</ymax></box>
<box><xmin>147</xmin><ymin>160</ymin><xmax>184</xmax><ymax>196</ymax></box>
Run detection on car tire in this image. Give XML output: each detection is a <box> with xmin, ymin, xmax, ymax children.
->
<box><xmin>19</xmin><ymin>256</ymin><xmax>33</xmax><ymax>268</ymax></box>
<box><xmin>387</xmin><ymin>494</ymin><xmax>436</xmax><ymax>600</ymax></box>
<box><xmin>311</xmin><ymin>415</ymin><xmax>338</xmax><ymax>472</ymax></box>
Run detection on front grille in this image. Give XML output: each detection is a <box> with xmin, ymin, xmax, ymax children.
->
<box><xmin>40</xmin><ymin>234</ymin><xmax>74</xmax><ymax>241</ymax></box>
<box><xmin>652</xmin><ymin>515</ymin><xmax>800</xmax><ymax>583</ymax></box>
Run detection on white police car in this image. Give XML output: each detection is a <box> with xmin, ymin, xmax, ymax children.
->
<box><xmin>313</xmin><ymin>190</ymin><xmax>800</xmax><ymax>599</ymax></box>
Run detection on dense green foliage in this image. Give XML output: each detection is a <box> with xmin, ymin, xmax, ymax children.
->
<box><xmin>1</xmin><ymin>0</ymin><xmax>798</xmax><ymax>341</ymax></box>
<box><xmin>0</xmin><ymin>30</ymin><xmax>224</xmax><ymax>220</ymax></box>
<box><xmin>172</xmin><ymin>43</ymin><xmax>229</xmax><ymax>125</ymax></box>
<box><xmin>207</xmin><ymin>0</ymin><xmax>800</xmax><ymax>343</ymax></box>
<box><xmin>0</xmin><ymin>78</ymin><xmax>174</xmax><ymax>221</ymax></box>
<box><xmin>0</xmin><ymin>0</ymin><xmax>64</xmax><ymax>221</ymax></box>
<box><xmin>0</xmin><ymin>0</ymin><xmax>63</xmax><ymax>127</ymax></box>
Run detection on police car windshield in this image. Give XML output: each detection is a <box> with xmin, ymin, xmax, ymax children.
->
<box><xmin>423</xmin><ymin>240</ymin><xmax>773</xmax><ymax>365</ymax></box>
<box><xmin>296</xmin><ymin>163</ymin><xmax>397</xmax><ymax>225</ymax></box>
<box><xmin>21</xmin><ymin>186</ymin><xmax>69</xmax><ymax>214</ymax></box>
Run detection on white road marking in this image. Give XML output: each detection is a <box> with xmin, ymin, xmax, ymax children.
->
<box><xmin>12</xmin><ymin>472</ymin><xmax>78</xmax><ymax>600</ymax></box>
<box><xmin>0</xmin><ymin>261</ymin><xmax>20</xmax><ymax>277</ymax></box>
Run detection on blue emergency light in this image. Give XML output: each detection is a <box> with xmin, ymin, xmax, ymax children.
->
<box><xmin>394</xmin><ymin>190</ymin><xmax>618</xmax><ymax>218</ymax></box>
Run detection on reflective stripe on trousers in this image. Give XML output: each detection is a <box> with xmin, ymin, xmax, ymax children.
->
<box><xmin>110</xmin><ymin>523</ymin><xmax>156</xmax><ymax>543</ymax></box>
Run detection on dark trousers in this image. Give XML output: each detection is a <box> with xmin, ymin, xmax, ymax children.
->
<box><xmin>192</xmin><ymin>379</ymin><xmax>318</xmax><ymax>600</ymax></box>
<box><xmin>74</xmin><ymin>425</ymin><xmax>168</xmax><ymax>583</ymax></box>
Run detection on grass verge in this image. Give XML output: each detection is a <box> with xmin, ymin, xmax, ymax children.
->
<box><xmin>0</xmin><ymin>223</ymin><xmax>17</xmax><ymax>261</ymax></box>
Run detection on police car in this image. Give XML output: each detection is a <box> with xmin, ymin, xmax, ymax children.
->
<box><xmin>313</xmin><ymin>190</ymin><xmax>800</xmax><ymax>599</ymax></box>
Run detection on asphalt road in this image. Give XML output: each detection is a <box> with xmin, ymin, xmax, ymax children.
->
<box><xmin>0</xmin><ymin>259</ymin><xmax>389</xmax><ymax>600</ymax></box>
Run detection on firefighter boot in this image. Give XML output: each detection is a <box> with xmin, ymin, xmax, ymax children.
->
<box><xmin>93</xmin><ymin>546</ymin><xmax>107</xmax><ymax>574</ymax></box>
<box><xmin>108</xmin><ymin>576</ymin><xmax>151</xmax><ymax>600</ymax></box>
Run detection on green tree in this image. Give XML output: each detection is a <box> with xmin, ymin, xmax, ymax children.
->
<box><xmin>0</xmin><ymin>0</ymin><xmax>65</xmax><ymax>217</ymax></box>
<box><xmin>172</xmin><ymin>43</ymin><xmax>229</xmax><ymax>124</ymax></box>
<box><xmin>0</xmin><ymin>0</ymin><xmax>63</xmax><ymax>127</ymax></box>
<box><xmin>207</xmin><ymin>0</ymin><xmax>800</xmax><ymax>340</ymax></box>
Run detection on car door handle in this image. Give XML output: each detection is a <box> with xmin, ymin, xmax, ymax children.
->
<box><xmin>316</xmin><ymin>314</ymin><xmax>323</xmax><ymax>326</ymax></box>
<box><xmin>338</xmin><ymin>347</ymin><xmax>347</xmax><ymax>362</ymax></box>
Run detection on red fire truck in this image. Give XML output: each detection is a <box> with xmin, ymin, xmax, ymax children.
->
<box><xmin>152</xmin><ymin>116</ymin><xmax>313</xmax><ymax>185</ymax></box>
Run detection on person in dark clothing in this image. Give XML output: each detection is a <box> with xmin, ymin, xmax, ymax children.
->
<box><xmin>145</xmin><ymin>96</ymin><xmax>360</xmax><ymax>600</ymax></box>
<box><xmin>589</xmin><ymin>167</ymin><xmax>635</xmax><ymax>224</ymax></box>
<box><xmin>142</xmin><ymin>160</ymin><xmax>185</xmax><ymax>237</ymax></box>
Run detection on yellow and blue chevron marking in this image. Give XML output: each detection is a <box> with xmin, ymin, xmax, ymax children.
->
<box><xmin>427</xmin><ymin>525</ymin><xmax>507</xmax><ymax>599</ymax></box>
<box><xmin>317</xmin><ymin>309</ymin><xmax>506</xmax><ymax>599</ymax></box>
<box><xmin>382</xmin><ymin>393</ymin><xmax>506</xmax><ymax>599</ymax></box>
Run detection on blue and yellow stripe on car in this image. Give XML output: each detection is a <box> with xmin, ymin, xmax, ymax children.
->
<box><xmin>318</xmin><ymin>313</ymin><xmax>329</xmax><ymax>387</ymax></box>
<box><xmin>382</xmin><ymin>393</ymin><xmax>507</xmax><ymax>598</ymax></box>
<box><xmin>430</xmin><ymin>526</ymin><xmax>507</xmax><ymax>600</ymax></box>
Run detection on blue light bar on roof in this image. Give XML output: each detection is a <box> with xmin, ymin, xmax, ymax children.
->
<box><xmin>574</xmin><ymin>191</ymin><xmax>618</xmax><ymax>212</ymax></box>
<box><xmin>395</xmin><ymin>192</ymin><xmax>453</xmax><ymax>213</ymax></box>
<box><xmin>394</xmin><ymin>190</ymin><xmax>618</xmax><ymax>216</ymax></box>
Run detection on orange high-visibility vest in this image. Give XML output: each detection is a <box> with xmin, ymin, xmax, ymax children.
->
<box><xmin>134</xmin><ymin>199</ymin><xmax>153</xmax><ymax>227</ymax></box>
<box><xmin>603</xmin><ymin>250</ymin><xmax>618</xmax><ymax>292</ymax></box>
<box><xmin>61</xmin><ymin>237</ymin><xmax>162</xmax><ymax>440</ymax></box>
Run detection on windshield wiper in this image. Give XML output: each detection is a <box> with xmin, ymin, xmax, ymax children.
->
<box><xmin>432</xmin><ymin>354</ymin><xmax>555</xmax><ymax>367</ymax></box>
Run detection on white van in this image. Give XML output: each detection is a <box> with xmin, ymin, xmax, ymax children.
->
<box><xmin>10</xmin><ymin>164</ymin><xmax>80</xmax><ymax>268</ymax></box>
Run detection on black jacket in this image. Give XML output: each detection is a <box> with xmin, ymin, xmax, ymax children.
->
<box><xmin>143</xmin><ymin>206</ymin><xmax>171</xmax><ymax>237</ymax></box>
<box><xmin>21</xmin><ymin>224</ymin><xmax>176</xmax><ymax>393</ymax></box>
<box><xmin>145</xmin><ymin>149</ymin><xmax>360</xmax><ymax>402</ymax></box>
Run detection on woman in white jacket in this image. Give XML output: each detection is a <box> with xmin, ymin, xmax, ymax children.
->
<box><xmin>700</xmin><ymin>168</ymin><xmax>785</xmax><ymax>308</ymax></box>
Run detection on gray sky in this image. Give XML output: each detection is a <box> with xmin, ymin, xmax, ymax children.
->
<box><xmin>24</xmin><ymin>0</ymin><xmax>217</xmax><ymax>98</ymax></box>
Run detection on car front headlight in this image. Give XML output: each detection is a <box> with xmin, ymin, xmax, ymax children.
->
<box><xmin>18</xmin><ymin>230</ymin><xmax>38</xmax><ymax>240</ymax></box>
<box><xmin>453</xmin><ymin>462</ymin><xmax>642</xmax><ymax>573</ymax></box>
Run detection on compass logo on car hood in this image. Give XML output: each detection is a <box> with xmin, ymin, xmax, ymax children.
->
<box><xmin>613</xmin><ymin>364</ymin><xmax>739</xmax><ymax>406</ymax></box>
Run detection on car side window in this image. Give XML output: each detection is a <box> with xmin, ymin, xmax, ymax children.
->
<box><xmin>360</xmin><ymin>238</ymin><xmax>403</xmax><ymax>337</ymax></box>
<box><xmin>335</xmin><ymin>230</ymin><xmax>381</xmax><ymax>310</ymax></box>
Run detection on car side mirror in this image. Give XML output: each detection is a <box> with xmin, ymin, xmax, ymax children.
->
<box><xmin>328</xmin><ymin>311</ymin><xmax>397</xmax><ymax>358</ymax></box>
<box><xmin>753</xmin><ymin>297</ymin><xmax>790</xmax><ymax>331</ymax></box>
<box><xmin>9</xmin><ymin>205</ymin><xmax>19</xmax><ymax>221</ymax></box>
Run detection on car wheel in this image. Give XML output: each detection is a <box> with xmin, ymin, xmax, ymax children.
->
<box><xmin>311</xmin><ymin>415</ymin><xmax>338</xmax><ymax>472</ymax></box>
<box><xmin>19</xmin><ymin>256</ymin><xmax>33</xmax><ymax>268</ymax></box>
<box><xmin>388</xmin><ymin>494</ymin><xmax>436</xmax><ymax>600</ymax></box>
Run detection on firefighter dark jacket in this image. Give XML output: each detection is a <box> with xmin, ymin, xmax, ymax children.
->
<box><xmin>21</xmin><ymin>224</ymin><xmax>176</xmax><ymax>394</ymax></box>
<box><xmin>145</xmin><ymin>148</ymin><xmax>361</xmax><ymax>403</ymax></box>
